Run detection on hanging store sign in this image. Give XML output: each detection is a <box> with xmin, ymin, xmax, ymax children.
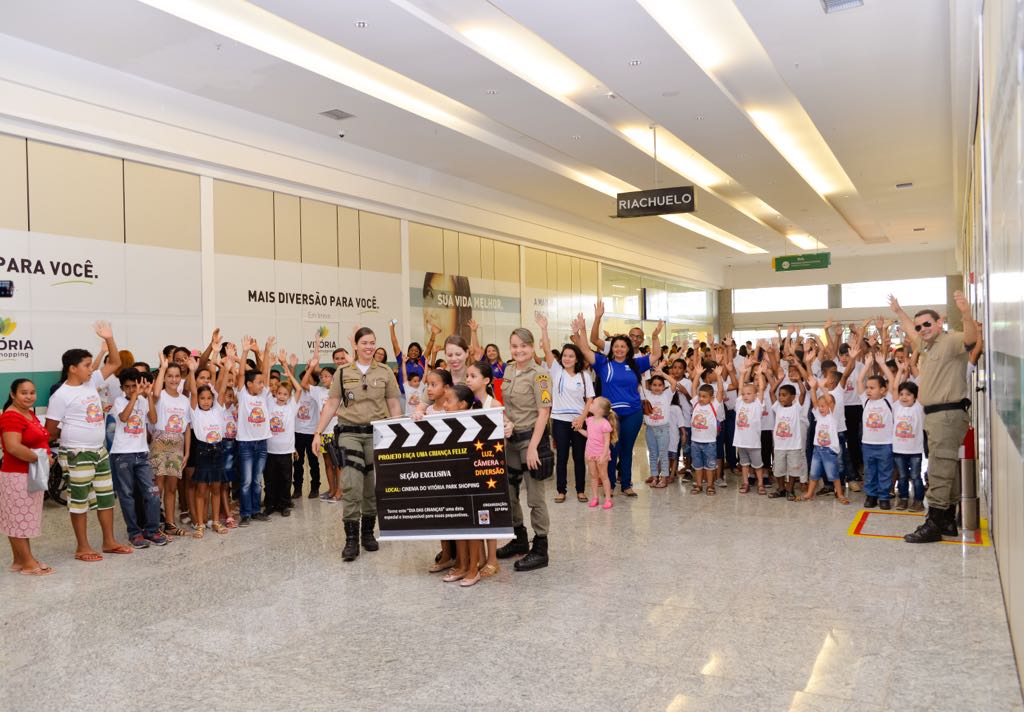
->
<box><xmin>616</xmin><ymin>186</ymin><xmax>695</xmax><ymax>218</ymax></box>
<box><xmin>772</xmin><ymin>252</ymin><xmax>832</xmax><ymax>272</ymax></box>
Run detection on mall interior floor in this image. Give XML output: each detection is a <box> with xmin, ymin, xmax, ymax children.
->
<box><xmin>2</xmin><ymin>444</ymin><xmax>1021</xmax><ymax>712</ymax></box>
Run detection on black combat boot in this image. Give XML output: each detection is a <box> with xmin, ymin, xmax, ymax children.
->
<box><xmin>496</xmin><ymin>525</ymin><xmax>529</xmax><ymax>559</ymax></box>
<box><xmin>904</xmin><ymin>506</ymin><xmax>943</xmax><ymax>544</ymax></box>
<box><xmin>342</xmin><ymin>520</ymin><xmax>360</xmax><ymax>561</ymax></box>
<box><xmin>514</xmin><ymin>535</ymin><xmax>549</xmax><ymax>571</ymax></box>
<box><xmin>940</xmin><ymin>505</ymin><xmax>959</xmax><ymax>538</ymax></box>
<box><xmin>361</xmin><ymin>516</ymin><xmax>379</xmax><ymax>551</ymax></box>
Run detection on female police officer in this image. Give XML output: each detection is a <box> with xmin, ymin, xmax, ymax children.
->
<box><xmin>315</xmin><ymin>327</ymin><xmax>402</xmax><ymax>562</ymax></box>
<box><xmin>495</xmin><ymin>327</ymin><xmax>554</xmax><ymax>571</ymax></box>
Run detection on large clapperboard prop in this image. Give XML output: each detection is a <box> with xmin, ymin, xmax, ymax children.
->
<box><xmin>372</xmin><ymin>407</ymin><xmax>512</xmax><ymax>541</ymax></box>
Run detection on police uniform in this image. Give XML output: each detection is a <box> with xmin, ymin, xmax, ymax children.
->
<box><xmin>916</xmin><ymin>330</ymin><xmax>972</xmax><ymax>510</ymax></box>
<box><xmin>502</xmin><ymin>360</ymin><xmax>554</xmax><ymax>537</ymax></box>
<box><xmin>326</xmin><ymin>360</ymin><xmax>399</xmax><ymax>557</ymax></box>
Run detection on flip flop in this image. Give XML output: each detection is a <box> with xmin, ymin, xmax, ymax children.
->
<box><xmin>9</xmin><ymin>563</ymin><xmax>23</xmax><ymax>573</ymax></box>
<box><xmin>19</xmin><ymin>564</ymin><xmax>55</xmax><ymax>576</ymax></box>
<box><xmin>101</xmin><ymin>545</ymin><xmax>134</xmax><ymax>555</ymax></box>
<box><xmin>74</xmin><ymin>552</ymin><xmax>103</xmax><ymax>562</ymax></box>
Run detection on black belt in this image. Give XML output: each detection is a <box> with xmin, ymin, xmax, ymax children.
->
<box><xmin>923</xmin><ymin>399</ymin><xmax>970</xmax><ymax>415</ymax></box>
<box><xmin>336</xmin><ymin>424</ymin><xmax>373</xmax><ymax>435</ymax></box>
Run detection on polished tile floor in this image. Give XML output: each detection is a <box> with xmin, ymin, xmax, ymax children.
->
<box><xmin>2</xmin><ymin>454</ymin><xmax>1022</xmax><ymax>712</ymax></box>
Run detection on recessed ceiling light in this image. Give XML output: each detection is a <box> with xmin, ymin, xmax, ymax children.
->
<box><xmin>696</xmin><ymin>115</ymin><xmax>705</xmax><ymax>121</ymax></box>
<box><xmin>485</xmin><ymin>89</ymin><xmax>497</xmax><ymax>95</ymax></box>
<box><xmin>913</xmin><ymin>227</ymin><xmax>926</xmax><ymax>232</ymax></box>
<box><xmin>571</xmin><ymin>135</ymin><xmax>581</xmax><ymax>140</ymax></box>
<box><xmin>895</xmin><ymin>182</ymin><xmax>914</xmax><ymax>190</ymax></box>
<box><xmin>662</xmin><ymin>90</ymin><xmax>680</xmax><ymax>97</ymax></box>
<box><xmin>821</xmin><ymin>0</ymin><xmax>864</xmax><ymax>14</ymax></box>
<box><xmin>629</xmin><ymin>59</ymin><xmax>642</xmax><ymax>66</ymax></box>
<box><xmin>354</xmin><ymin>21</ymin><xmax>368</xmax><ymax>28</ymax></box>
<box><xmin>606</xmin><ymin>92</ymin><xmax>618</xmax><ymax>99</ymax></box>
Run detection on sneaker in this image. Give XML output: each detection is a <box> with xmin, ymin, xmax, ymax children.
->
<box><xmin>179</xmin><ymin>512</ymin><xmax>192</xmax><ymax>525</ymax></box>
<box><xmin>292</xmin><ymin>487</ymin><xmax>303</xmax><ymax>499</ymax></box>
<box><xmin>908</xmin><ymin>500</ymin><xmax>925</xmax><ymax>512</ymax></box>
<box><xmin>602</xmin><ymin>499</ymin><xmax>613</xmax><ymax>509</ymax></box>
<box><xmin>320</xmin><ymin>492</ymin><xmax>333</xmax><ymax>501</ymax></box>
<box><xmin>879</xmin><ymin>499</ymin><xmax>892</xmax><ymax>511</ymax></box>
<box><xmin>589</xmin><ymin>497</ymin><xmax>599</xmax><ymax>508</ymax></box>
<box><xmin>130</xmin><ymin>534</ymin><xmax>150</xmax><ymax>549</ymax></box>
<box><xmin>864</xmin><ymin>496</ymin><xmax>879</xmax><ymax>508</ymax></box>
<box><xmin>281</xmin><ymin>508</ymin><xmax>291</xmax><ymax>517</ymax></box>
<box><xmin>308</xmin><ymin>489</ymin><xmax>320</xmax><ymax>499</ymax></box>
<box><xmin>895</xmin><ymin>498</ymin><xmax>909</xmax><ymax>511</ymax></box>
<box><xmin>144</xmin><ymin>531</ymin><xmax>169</xmax><ymax>546</ymax></box>
<box><xmin>238</xmin><ymin>516</ymin><xmax>252</xmax><ymax>527</ymax></box>
<box><xmin>849</xmin><ymin>481</ymin><xmax>863</xmax><ymax>492</ymax></box>
<box><xmin>715</xmin><ymin>477</ymin><xmax>728</xmax><ymax>488</ymax></box>
<box><xmin>254</xmin><ymin>512</ymin><xmax>271</xmax><ymax>522</ymax></box>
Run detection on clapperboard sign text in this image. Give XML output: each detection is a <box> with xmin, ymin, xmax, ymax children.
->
<box><xmin>372</xmin><ymin>407</ymin><xmax>512</xmax><ymax>541</ymax></box>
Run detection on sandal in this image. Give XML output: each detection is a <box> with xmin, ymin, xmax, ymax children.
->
<box><xmin>690</xmin><ymin>484</ymin><xmax>702</xmax><ymax>494</ymax></box>
<box><xmin>74</xmin><ymin>552</ymin><xmax>103</xmax><ymax>562</ymax></box>
<box><xmin>705</xmin><ymin>486</ymin><xmax>717</xmax><ymax>496</ymax></box>
<box><xmin>428</xmin><ymin>559</ymin><xmax>456</xmax><ymax>573</ymax></box>
<box><xmin>786</xmin><ymin>493</ymin><xmax>796</xmax><ymax>501</ymax></box>
<box><xmin>768</xmin><ymin>490</ymin><xmax>786</xmax><ymax>499</ymax></box>
<box><xmin>577</xmin><ymin>493</ymin><xmax>589</xmax><ymax>503</ymax></box>
<box><xmin>20</xmin><ymin>564</ymin><xmax>55</xmax><ymax>576</ymax></box>
<box><xmin>479</xmin><ymin>563</ymin><xmax>500</xmax><ymax>577</ymax></box>
<box><xmin>836</xmin><ymin>496</ymin><xmax>850</xmax><ymax>505</ymax></box>
<box><xmin>645</xmin><ymin>476</ymin><xmax>655</xmax><ymax>485</ymax></box>
<box><xmin>224</xmin><ymin>517</ymin><xmax>238</xmax><ymax>529</ymax></box>
<box><xmin>739</xmin><ymin>483</ymin><xmax>750</xmax><ymax>494</ymax></box>
<box><xmin>193</xmin><ymin>524</ymin><xmax>206</xmax><ymax>539</ymax></box>
<box><xmin>554</xmin><ymin>493</ymin><xmax>566</xmax><ymax>503</ymax></box>
<box><xmin>163</xmin><ymin>523</ymin><xmax>186</xmax><ymax>537</ymax></box>
<box><xmin>212</xmin><ymin>522</ymin><xmax>228</xmax><ymax>534</ymax></box>
<box><xmin>623</xmin><ymin>488</ymin><xmax>638</xmax><ymax>497</ymax></box>
<box><xmin>101</xmin><ymin>544</ymin><xmax>134</xmax><ymax>555</ymax></box>
<box><xmin>757</xmin><ymin>486</ymin><xmax>767</xmax><ymax>495</ymax></box>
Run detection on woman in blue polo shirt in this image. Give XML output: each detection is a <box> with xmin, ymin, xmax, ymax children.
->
<box><xmin>572</xmin><ymin>312</ymin><xmax>663</xmax><ymax>496</ymax></box>
<box><xmin>389</xmin><ymin>320</ymin><xmax>437</xmax><ymax>403</ymax></box>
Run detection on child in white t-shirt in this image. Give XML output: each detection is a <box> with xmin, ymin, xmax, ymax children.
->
<box><xmin>186</xmin><ymin>356</ymin><xmax>234</xmax><ymax>537</ymax></box>
<box><xmin>689</xmin><ymin>366</ymin><xmax>725</xmax><ymax>496</ymax></box>
<box><xmin>802</xmin><ymin>376</ymin><xmax>849</xmax><ymax>504</ymax></box>
<box><xmin>768</xmin><ymin>380</ymin><xmax>810</xmax><ymax>500</ymax></box>
<box><xmin>295</xmin><ymin>355</ymin><xmax>327</xmax><ymax>499</ymax></box>
<box><xmin>857</xmin><ymin>353</ymin><xmax>896</xmax><ymax>510</ymax></box>
<box><xmin>643</xmin><ymin>370</ymin><xmax>676</xmax><ymax>488</ymax></box>
<box><xmin>733</xmin><ymin>366</ymin><xmax>767</xmax><ymax>494</ymax></box>
<box><xmin>891</xmin><ymin>364</ymin><xmax>926</xmax><ymax>511</ymax></box>
<box><xmin>233</xmin><ymin>335</ymin><xmax>275</xmax><ymax>525</ymax></box>
<box><xmin>265</xmin><ymin>352</ymin><xmax>303</xmax><ymax>517</ymax></box>
<box><xmin>152</xmin><ymin>355</ymin><xmax>192</xmax><ymax>536</ymax></box>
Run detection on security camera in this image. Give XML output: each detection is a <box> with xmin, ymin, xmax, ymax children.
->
<box><xmin>337</xmin><ymin>131</ymin><xmax>346</xmax><ymax>139</ymax></box>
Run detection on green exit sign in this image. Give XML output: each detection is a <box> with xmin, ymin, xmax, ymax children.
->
<box><xmin>773</xmin><ymin>252</ymin><xmax>831</xmax><ymax>272</ymax></box>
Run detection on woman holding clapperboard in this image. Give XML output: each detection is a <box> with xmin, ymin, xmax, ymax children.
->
<box><xmin>314</xmin><ymin>326</ymin><xmax>402</xmax><ymax>563</ymax></box>
<box><xmin>495</xmin><ymin>327</ymin><xmax>554</xmax><ymax>571</ymax></box>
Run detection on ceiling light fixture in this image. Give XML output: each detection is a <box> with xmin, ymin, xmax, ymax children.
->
<box><xmin>747</xmin><ymin>110</ymin><xmax>836</xmax><ymax>196</ymax></box>
<box><xmin>460</xmin><ymin>27</ymin><xmax>580</xmax><ymax>96</ymax></box>
<box><xmin>821</xmin><ymin>0</ymin><xmax>864</xmax><ymax>14</ymax></box>
<box><xmin>353</xmin><ymin>20</ymin><xmax>368</xmax><ymax>28</ymax></box>
<box><xmin>635</xmin><ymin>0</ymin><xmax>730</xmax><ymax>70</ymax></box>
<box><xmin>913</xmin><ymin>227</ymin><xmax>926</xmax><ymax>232</ymax></box>
<box><xmin>485</xmin><ymin>89</ymin><xmax>497</xmax><ymax>94</ymax></box>
<box><xmin>629</xmin><ymin>59</ymin><xmax>642</xmax><ymax>66</ymax></box>
<box><xmin>621</xmin><ymin>126</ymin><xmax>725</xmax><ymax>188</ymax></box>
<box><xmin>896</xmin><ymin>182</ymin><xmax>914</xmax><ymax>189</ymax></box>
<box><xmin>785</xmin><ymin>233</ymin><xmax>821</xmax><ymax>251</ymax></box>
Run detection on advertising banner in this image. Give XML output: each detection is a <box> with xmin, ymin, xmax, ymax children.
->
<box><xmin>410</xmin><ymin>270</ymin><xmax>520</xmax><ymax>362</ymax></box>
<box><xmin>216</xmin><ymin>255</ymin><xmax>402</xmax><ymax>360</ymax></box>
<box><xmin>0</xmin><ymin>229</ymin><xmax>202</xmax><ymax>389</ymax></box>
<box><xmin>372</xmin><ymin>408</ymin><xmax>512</xmax><ymax>541</ymax></box>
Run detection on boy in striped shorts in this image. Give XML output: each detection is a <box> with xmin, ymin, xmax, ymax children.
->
<box><xmin>45</xmin><ymin>323</ymin><xmax>132</xmax><ymax>562</ymax></box>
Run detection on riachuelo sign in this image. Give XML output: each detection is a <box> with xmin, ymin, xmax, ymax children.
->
<box><xmin>616</xmin><ymin>186</ymin><xmax>695</xmax><ymax>218</ymax></box>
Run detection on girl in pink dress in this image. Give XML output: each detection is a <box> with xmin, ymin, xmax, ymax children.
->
<box><xmin>582</xmin><ymin>397</ymin><xmax>618</xmax><ymax>509</ymax></box>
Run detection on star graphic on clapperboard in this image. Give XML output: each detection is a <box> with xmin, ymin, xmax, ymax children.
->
<box><xmin>474</xmin><ymin>440</ymin><xmax>484</xmax><ymax>452</ymax></box>
<box><xmin>485</xmin><ymin>478</ymin><xmax>498</xmax><ymax>489</ymax></box>
<box><xmin>493</xmin><ymin>442</ymin><xmax>504</xmax><ymax>453</ymax></box>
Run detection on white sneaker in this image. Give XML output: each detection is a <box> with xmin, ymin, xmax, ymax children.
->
<box><xmin>716</xmin><ymin>477</ymin><xmax>728</xmax><ymax>488</ymax></box>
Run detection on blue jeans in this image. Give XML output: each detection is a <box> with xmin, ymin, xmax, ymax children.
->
<box><xmin>691</xmin><ymin>441</ymin><xmax>717</xmax><ymax>471</ymax></box>
<box><xmin>104</xmin><ymin>414</ymin><xmax>117</xmax><ymax>452</ymax></box>
<box><xmin>110</xmin><ymin>452</ymin><xmax>161</xmax><ymax>538</ymax></box>
<box><xmin>645</xmin><ymin>424</ymin><xmax>670</xmax><ymax>475</ymax></box>
<box><xmin>810</xmin><ymin>446</ymin><xmax>839</xmax><ymax>481</ymax></box>
<box><xmin>683</xmin><ymin>427</ymin><xmax>692</xmax><ymax>462</ymax></box>
<box><xmin>237</xmin><ymin>439</ymin><xmax>268</xmax><ymax>517</ymax></box>
<box><xmin>608</xmin><ymin>410</ymin><xmax>643</xmax><ymax>490</ymax></box>
<box><xmin>721</xmin><ymin>408</ymin><xmax>737</xmax><ymax>469</ymax></box>
<box><xmin>222</xmin><ymin>439</ymin><xmax>238</xmax><ymax>483</ymax></box>
<box><xmin>894</xmin><ymin>453</ymin><xmax>924</xmax><ymax>500</ymax></box>
<box><xmin>862</xmin><ymin>443</ymin><xmax>894</xmax><ymax>500</ymax></box>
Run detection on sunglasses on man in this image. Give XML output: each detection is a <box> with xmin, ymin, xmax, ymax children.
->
<box><xmin>914</xmin><ymin>321</ymin><xmax>933</xmax><ymax>332</ymax></box>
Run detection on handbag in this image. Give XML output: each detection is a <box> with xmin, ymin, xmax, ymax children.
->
<box><xmin>27</xmin><ymin>449</ymin><xmax>49</xmax><ymax>493</ymax></box>
<box><xmin>642</xmin><ymin>399</ymin><xmax>654</xmax><ymax>416</ymax></box>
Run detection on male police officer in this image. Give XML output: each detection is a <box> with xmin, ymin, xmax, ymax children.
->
<box><xmin>889</xmin><ymin>291</ymin><xmax>978</xmax><ymax>543</ymax></box>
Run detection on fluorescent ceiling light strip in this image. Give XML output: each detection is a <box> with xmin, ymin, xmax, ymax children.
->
<box><xmin>637</xmin><ymin>0</ymin><xmax>859</xmax><ymax>204</ymax></box>
<box><xmin>137</xmin><ymin>0</ymin><xmax>762</xmax><ymax>254</ymax></box>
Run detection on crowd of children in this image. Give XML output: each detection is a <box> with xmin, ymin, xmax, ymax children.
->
<box><xmin>0</xmin><ymin>301</ymin><xmax>977</xmax><ymax>577</ymax></box>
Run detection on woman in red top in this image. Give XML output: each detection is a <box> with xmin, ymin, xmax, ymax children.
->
<box><xmin>0</xmin><ymin>378</ymin><xmax>54</xmax><ymax>576</ymax></box>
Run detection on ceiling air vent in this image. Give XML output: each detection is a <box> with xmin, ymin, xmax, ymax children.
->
<box><xmin>319</xmin><ymin>109</ymin><xmax>355</xmax><ymax>121</ymax></box>
<box><xmin>821</xmin><ymin>0</ymin><xmax>864</xmax><ymax>13</ymax></box>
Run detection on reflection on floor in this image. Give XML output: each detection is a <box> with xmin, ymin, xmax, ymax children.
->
<box><xmin>2</xmin><ymin>451</ymin><xmax>1022</xmax><ymax>712</ymax></box>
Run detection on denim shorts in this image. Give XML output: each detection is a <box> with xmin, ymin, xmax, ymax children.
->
<box><xmin>691</xmin><ymin>441</ymin><xmax>717</xmax><ymax>470</ymax></box>
<box><xmin>810</xmin><ymin>446</ymin><xmax>840</xmax><ymax>482</ymax></box>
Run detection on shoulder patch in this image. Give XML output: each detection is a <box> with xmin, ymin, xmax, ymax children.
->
<box><xmin>541</xmin><ymin>389</ymin><xmax>552</xmax><ymax>404</ymax></box>
<box><xmin>536</xmin><ymin>374</ymin><xmax>550</xmax><ymax>387</ymax></box>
